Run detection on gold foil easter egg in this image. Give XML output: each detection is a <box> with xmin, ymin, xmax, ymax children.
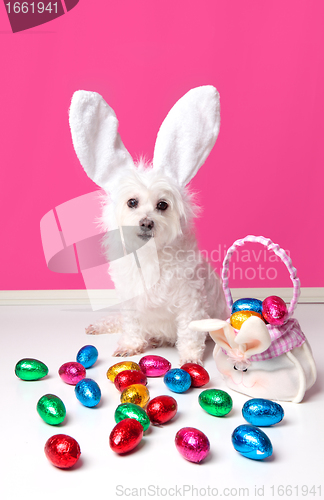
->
<box><xmin>107</xmin><ymin>361</ymin><xmax>141</xmax><ymax>382</ymax></box>
<box><xmin>230</xmin><ymin>310</ymin><xmax>263</xmax><ymax>330</ymax></box>
<box><xmin>120</xmin><ymin>384</ymin><xmax>150</xmax><ymax>408</ymax></box>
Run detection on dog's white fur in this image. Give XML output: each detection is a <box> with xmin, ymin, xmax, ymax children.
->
<box><xmin>69</xmin><ymin>86</ymin><xmax>229</xmax><ymax>364</ymax></box>
<box><xmin>93</xmin><ymin>161</ymin><xmax>229</xmax><ymax>364</ymax></box>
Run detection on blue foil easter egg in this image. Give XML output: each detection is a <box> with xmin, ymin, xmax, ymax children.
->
<box><xmin>76</xmin><ymin>345</ymin><xmax>98</xmax><ymax>369</ymax></box>
<box><xmin>164</xmin><ymin>369</ymin><xmax>191</xmax><ymax>393</ymax></box>
<box><xmin>232</xmin><ymin>298</ymin><xmax>263</xmax><ymax>316</ymax></box>
<box><xmin>242</xmin><ymin>398</ymin><xmax>284</xmax><ymax>426</ymax></box>
<box><xmin>75</xmin><ymin>378</ymin><xmax>101</xmax><ymax>407</ymax></box>
<box><xmin>232</xmin><ymin>424</ymin><xmax>273</xmax><ymax>460</ymax></box>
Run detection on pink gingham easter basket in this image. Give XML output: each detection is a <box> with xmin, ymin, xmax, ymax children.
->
<box><xmin>190</xmin><ymin>235</ymin><xmax>317</xmax><ymax>402</ymax></box>
<box><xmin>222</xmin><ymin>235</ymin><xmax>304</xmax><ymax>361</ymax></box>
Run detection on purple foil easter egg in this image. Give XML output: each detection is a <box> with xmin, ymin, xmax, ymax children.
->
<box><xmin>59</xmin><ymin>362</ymin><xmax>86</xmax><ymax>385</ymax></box>
<box><xmin>175</xmin><ymin>427</ymin><xmax>210</xmax><ymax>463</ymax></box>
<box><xmin>262</xmin><ymin>296</ymin><xmax>288</xmax><ymax>326</ymax></box>
<box><xmin>139</xmin><ymin>355</ymin><xmax>171</xmax><ymax>377</ymax></box>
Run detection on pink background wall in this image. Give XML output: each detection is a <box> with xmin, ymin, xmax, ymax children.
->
<box><xmin>1</xmin><ymin>0</ymin><xmax>323</xmax><ymax>290</ymax></box>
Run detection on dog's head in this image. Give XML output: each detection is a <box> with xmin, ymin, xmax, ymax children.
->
<box><xmin>108</xmin><ymin>161</ymin><xmax>198</xmax><ymax>250</ymax></box>
<box><xmin>69</xmin><ymin>87</ymin><xmax>221</xmax><ymax>250</ymax></box>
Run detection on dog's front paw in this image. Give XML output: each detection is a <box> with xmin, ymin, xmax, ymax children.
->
<box><xmin>113</xmin><ymin>343</ymin><xmax>146</xmax><ymax>357</ymax></box>
<box><xmin>179</xmin><ymin>358</ymin><xmax>204</xmax><ymax>366</ymax></box>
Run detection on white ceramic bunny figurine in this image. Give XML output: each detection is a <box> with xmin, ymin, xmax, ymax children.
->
<box><xmin>189</xmin><ymin>236</ymin><xmax>317</xmax><ymax>402</ymax></box>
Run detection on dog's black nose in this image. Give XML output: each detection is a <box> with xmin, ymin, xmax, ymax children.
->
<box><xmin>139</xmin><ymin>217</ymin><xmax>154</xmax><ymax>232</ymax></box>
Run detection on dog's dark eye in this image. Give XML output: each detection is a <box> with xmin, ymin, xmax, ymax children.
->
<box><xmin>127</xmin><ymin>199</ymin><xmax>138</xmax><ymax>209</ymax></box>
<box><xmin>156</xmin><ymin>201</ymin><xmax>168</xmax><ymax>211</ymax></box>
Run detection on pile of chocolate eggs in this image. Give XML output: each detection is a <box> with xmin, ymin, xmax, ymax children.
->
<box><xmin>107</xmin><ymin>355</ymin><xmax>211</xmax><ymax>459</ymax></box>
<box><xmin>230</xmin><ymin>295</ymin><xmax>289</xmax><ymax>330</ymax></box>
<box><xmin>15</xmin><ymin>346</ymin><xmax>286</xmax><ymax>467</ymax></box>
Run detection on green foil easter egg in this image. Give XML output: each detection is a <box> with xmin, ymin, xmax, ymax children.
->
<box><xmin>15</xmin><ymin>358</ymin><xmax>49</xmax><ymax>381</ymax></box>
<box><xmin>198</xmin><ymin>389</ymin><xmax>233</xmax><ymax>417</ymax></box>
<box><xmin>115</xmin><ymin>403</ymin><xmax>150</xmax><ymax>432</ymax></box>
<box><xmin>37</xmin><ymin>394</ymin><xmax>66</xmax><ymax>425</ymax></box>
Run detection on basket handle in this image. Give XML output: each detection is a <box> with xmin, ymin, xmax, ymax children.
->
<box><xmin>221</xmin><ymin>235</ymin><xmax>300</xmax><ymax>317</ymax></box>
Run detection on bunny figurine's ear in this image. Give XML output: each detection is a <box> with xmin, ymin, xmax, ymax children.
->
<box><xmin>235</xmin><ymin>316</ymin><xmax>272</xmax><ymax>358</ymax></box>
<box><xmin>189</xmin><ymin>319</ymin><xmax>236</xmax><ymax>352</ymax></box>
<box><xmin>153</xmin><ymin>86</ymin><xmax>221</xmax><ymax>187</ymax></box>
<box><xmin>69</xmin><ymin>91</ymin><xmax>135</xmax><ymax>190</ymax></box>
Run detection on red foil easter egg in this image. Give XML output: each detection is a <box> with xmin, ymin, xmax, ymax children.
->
<box><xmin>146</xmin><ymin>395</ymin><xmax>178</xmax><ymax>425</ymax></box>
<box><xmin>114</xmin><ymin>370</ymin><xmax>148</xmax><ymax>392</ymax></box>
<box><xmin>109</xmin><ymin>418</ymin><xmax>144</xmax><ymax>454</ymax></box>
<box><xmin>58</xmin><ymin>362</ymin><xmax>86</xmax><ymax>385</ymax></box>
<box><xmin>262</xmin><ymin>296</ymin><xmax>288</xmax><ymax>326</ymax></box>
<box><xmin>180</xmin><ymin>363</ymin><xmax>210</xmax><ymax>388</ymax></box>
<box><xmin>175</xmin><ymin>427</ymin><xmax>210</xmax><ymax>463</ymax></box>
<box><xmin>139</xmin><ymin>355</ymin><xmax>171</xmax><ymax>377</ymax></box>
<box><xmin>44</xmin><ymin>434</ymin><xmax>81</xmax><ymax>469</ymax></box>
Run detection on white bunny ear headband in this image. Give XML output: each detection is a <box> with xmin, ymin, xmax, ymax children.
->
<box><xmin>69</xmin><ymin>86</ymin><xmax>221</xmax><ymax>191</ymax></box>
<box><xmin>189</xmin><ymin>317</ymin><xmax>272</xmax><ymax>371</ymax></box>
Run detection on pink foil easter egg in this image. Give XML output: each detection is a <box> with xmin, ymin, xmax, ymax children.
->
<box><xmin>175</xmin><ymin>427</ymin><xmax>210</xmax><ymax>463</ymax></box>
<box><xmin>58</xmin><ymin>362</ymin><xmax>86</xmax><ymax>385</ymax></box>
<box><xmin>262</xmin><ymin>296</ymin><xmax>288</xmax><ymax>326</ymax></box>
<box><xmin>139</xmin><ymin>355</ymin><xmax>171</xmax><ymax>377</ymax></box>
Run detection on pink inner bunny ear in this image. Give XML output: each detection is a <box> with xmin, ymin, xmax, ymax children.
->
<box><xmin>235</xmin><ymin>316</ymin><xmax>272</xmax><ymax>358</ymax></box>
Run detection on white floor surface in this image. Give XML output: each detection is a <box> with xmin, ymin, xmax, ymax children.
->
<box><xmin>1</xmin><ymin>303</ymin><xmax>323</xmax><ymax>500</ymax></box>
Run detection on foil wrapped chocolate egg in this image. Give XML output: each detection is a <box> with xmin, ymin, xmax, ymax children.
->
<box><xmin>181</xmin><ymin>363</ymin><xmax>210</xmax><ymax>387</ymax></box>
<box><xmin>199</xmin><ymin>389</ymin><xmax>233</xmax><ymax>417</ymax></box>
<box><xmin>58</xmin><ymin>362</ymin><xmax>86</xmax><ymax>385</ymax></box>
<box><xmin>76</xmin><ymin>345</ymin><xmax>98</xmax><ymax>368</ymax></box>
<box><xmin>109</xmin><ymin>419</ymin><xmax>144</xmax><ymax>454</ymax></box>
<box><xmin>175</xmin><ymin>427</ymin><xmax>210</xmax><ymax>463</ymax></box>
<box><xmin>44</xmin><ymin>434</ymin><xmax>81</xmax><ymax>469</ymax></box>
<box><xmin>15</xmin><ymin>358</ymin><xmax>48</xmax><ymax>381</ymax></box>
<box><xmin>230</xmin><ymin>310</ymin><xmax>263</xmax><ymax>330</ymax></box>
<box><xmin>120</xmin><ymin>384</ymin><xmax>150</xmax><ymax>408</ymax></box>
<box><xmin>115</xmin><ymin>403</ymin><xmax>150</xmax><ymax>432</ymax></box>
<box><xmin>114</xmin><ymin>370</ymin><xmax>147</xmax><ymax>392</ymax></box>
<box><xmin>107</xmin><ymin>361</ymin><xmax>141</xmax><ymax>382</ymax></box>
<box><xmin>164</xmin><ymin>368</ymin><xmax>191</xmax><ymax>393</ymax></box>
<box><xmin>37</xmin><ymin>394</ymin><xmax>66</xmax><ymax>425</ymax></box>
<box><xmin>139</xmin><ymin>355</ymin><xmax>171</xmax><ymax>377</ymax></box>
<box><xmin>75</xmin><ymin>378</ymin><xmax>101</xmax><ymax>407</ymax></box>
<box><xmin>146</xmin><ymin>395</ymin><xmax>178</xmax><ymax>425</ymax></box>
<box><xmin>262</xmin><ymin>296</ymin><xmax>288</xmax><ymax>326</ymax></box>
<box><xmin>232</xmin><ymin>424</ymin><xmax>273</xmax><ymax>460</ymax></box>
<box><xmin>232</xmin><ymin>298</ymin><xmax>263</xmax><ymax>315</ymax></box>
<box><xmin>242</xmin><ymin>398</ymin><xmax>284</xmax><ymax>426</ymax></box>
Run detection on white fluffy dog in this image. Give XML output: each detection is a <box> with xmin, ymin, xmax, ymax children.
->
<box><xmin>69</xmin><ymin>86</ymin><xmax>229</xmax><ymax>364</ymax></box>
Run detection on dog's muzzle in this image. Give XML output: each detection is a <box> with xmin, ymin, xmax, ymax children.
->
<box><xmin>138</xmin><ymin>217</ymin><xmax>154</xmax><ymax>240</ymax></box>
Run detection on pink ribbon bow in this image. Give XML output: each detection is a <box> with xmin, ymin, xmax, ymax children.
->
<box><xmin>226</xmin><ymin>348</ymin><xmax>252</xmax><ymax>371</ymax></box>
